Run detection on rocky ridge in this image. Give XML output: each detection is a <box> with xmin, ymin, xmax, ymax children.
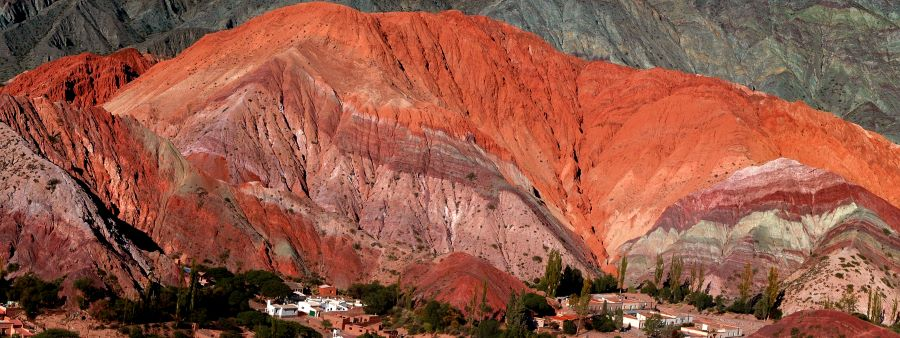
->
<box><xmin>1</xmin><ymin>0</ymin><xmax>897</xmax><ymax>141</ymax></box>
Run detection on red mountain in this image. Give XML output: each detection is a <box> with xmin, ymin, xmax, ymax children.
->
<box><xmin>105</xmin><ymin>2</ymin><xmax>899</xmax><ymax>266</ymax></box>
<box><xmin>751</xmin><ymin>310</ymin><xmax>900</xmax><ymax>338</ymax></box>
<box><xmin>0</xmin><ymin>2</ymin><xmax>897</xmax><ymax>314</ymax></box>
<box><xmin>1</xmin><ymin>49</ymin><xmax>155</xmax><ymax>109</ymax></box>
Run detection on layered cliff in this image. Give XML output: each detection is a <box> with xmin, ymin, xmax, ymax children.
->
<box><xmin>618</xmin><ymin>158</ymin><xmax>899</xmax><ymax>319</ymax></box>
<box><xmin>1</xmin><ymin>0</ymin><xmax>897</xmax><ymax>141</ymax></box>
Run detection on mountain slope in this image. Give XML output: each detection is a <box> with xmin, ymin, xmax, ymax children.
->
<box><xmin>1</xmin><ymin>0</ymin><xmax>897</xmax><ymax>141</ymax></box>
<box><xmin>750</xmin><ymin>310</ymin><xmax>900</xmax><ymax>338</ymax></box>
<box><xmin>619</xmin><ymin>158</ymin><xmax>900</xmax><ymax>319</ymax></box>
<box><xmin>105</xmin><ymin>2</ymin><xmax>900</xmax><ymax>275</ymax></box>
<box><xmin>0</xmin><ymin>48</ymin><xmax>155</xmax><ymax>108</ymax></box>
<box><xmin>0</xmin><ymin>2</ymin><xmax>898</xmax><ymax>316</ymax></box>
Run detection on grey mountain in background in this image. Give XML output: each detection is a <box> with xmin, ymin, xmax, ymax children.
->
<box><xmin>1</xmin><ymin>0</ymin><xmax>897</xmax><ymax>141</ymax></box>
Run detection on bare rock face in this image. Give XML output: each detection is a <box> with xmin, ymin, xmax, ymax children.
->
<box><xmin>751</xmin><ymin>310</ymin><xmax>900</xmax><ymax>338</ymax></box>
<box><xmin>105</xmin><ymin>3</ymin><xmax>603</xmax><ymax>281</ymax></box>
<box><xmin>619</xmin><ymin>158</ymin><xmax>900</xmax><ymax>318</ymax></box>
<box><xmin>0</xmin><ymin>94</ymin><xmax>380</xmax><ymax>291</ymax></box>
<box><xmin>1</xmin><ymin>48</ymin><xmax>155</xmax><ymax>108</ymax></box>
<box><xmin>401</xmin><ymin>252</ymin><xmax>529</xmax><ymax>318</ymax></box>
<box><xmin>105</xmin><ymin>3</ymin><xmax>900</xmax><ymax>279</ymax></box>
<box><xmin>0</xmin><ymin>119</ymin><xmax>159</xmax><ymax>297</ymax></box>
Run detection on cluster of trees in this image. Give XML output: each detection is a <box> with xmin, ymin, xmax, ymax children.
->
<box><xmin>821</xmin><ymin>284</ymin><xmax>900</xmax><ymax>331</ymax></box>
<box><xmin>346</xmin><ymin>282</ymin><xmax>399</xmax><ymax>316</ymax></box>
<box><xmin>75</xmin><ymin>265</ymin><xmax>318</xmax><ymax>337</ymax></box>
<box><xmin>499</xmin><ymin>292</ymin><xmax>556</xmax><ymax>338</ymax></box>
<box><xmin>536</xmin><ymin>250</ymin><xmax>618</xmax><ymax>299</ymax></box>
<box><xmin>638</xmin><ymin>255</ymin><xmax>783</xmax><ymax>320</ymax></box>
<box><xmin>0</xmin><ymin>261</ymin><xmax>64</xmax><ymax>319</ymax></box>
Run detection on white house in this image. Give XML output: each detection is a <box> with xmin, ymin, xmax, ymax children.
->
<box><xmin>622</xmin><ymin>310</ymin><xmax>692</xmax><ymax>329</ymax></box>
<box><xmin>680</xmin><ymin>320</ymin><xmax>743</xmax><ymax>337</ymax></box>
<box><xmin>266</xmin><ymin>300</ymin><xmax>300</xmax><ymax>318</ymax></box>
<box><xmin>296</xmin><ymin>301</ymin><xmax>320</xmax><ymax>317</ymax></box>
<box><xmin>323</xmin><ymin>300</ymin><xmax>350</xmax><ymax>312</ymax></box>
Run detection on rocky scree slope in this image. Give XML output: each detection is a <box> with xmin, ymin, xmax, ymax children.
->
<box><xmin>1</xmin><ymin>0</ymin><xmax>898</xmax><ymax>141</ymax></box>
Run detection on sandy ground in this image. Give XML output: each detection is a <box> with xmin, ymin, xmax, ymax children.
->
<box><xmin>33</xmin><ymin>311</ymin><xmax>125</xmax><ymax>338</ymax></box>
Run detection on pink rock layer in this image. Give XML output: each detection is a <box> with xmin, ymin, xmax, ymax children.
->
<box><xmin>619</xmin><ymin>158</ymin><xmax>899</xmax><ymax>316</ymax></box>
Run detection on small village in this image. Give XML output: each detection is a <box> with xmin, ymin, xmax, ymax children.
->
<box><xmin>1</xmin><ymin>247</ymin><xmax>887</xmax><ymax>338</ymax></box>
<box><xmin>257</xmin><ymin>282</ymin><xmax>751</xmax><ymax>338</ymax></box>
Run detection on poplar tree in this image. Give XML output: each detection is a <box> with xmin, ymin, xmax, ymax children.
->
<box><xmin>617</xmin><ymin>256</ymin><xmax>628</xmax><ymax>292</ymax></box>
<box><xmin>541</xmin><ymin>250</ymin><xmax>562</xmax><ymax>297</ymax></box>
<box><xmin>868</xmin><ymin>289</ymin><xmax>884</xmax><ymax>324</ymax></box>
<box><xmin>737</xmin><ymin>263</ymin><xmax>753</xmax><ymax>303</ymax></box>
<box><xmin>654</xmin><ymin>254</ymin><xmax>664</xmax><ymax>287</ymax></box>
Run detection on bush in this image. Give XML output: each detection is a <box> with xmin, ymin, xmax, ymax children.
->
<box><xmin>590</xmin><ymin>315</ymin><xmax>617</xmax><ymax>332</ymax></box>
<box><xmin>418</xmin><ymin>300</ymin><xmax>464</xmax><ymax>332</ymax></box>
<box><xmin>473</xmin><ymin>319</ymin><xmax>501</xmax><ymax>338</ymax></box>
<box><xmin>346</xmin><ymin>282</ymin><xmax>399</xmax><ymax>315</ymax></box>
<box><xmin>521</xmin><ymin>293</ymin><xmax>554</xmax><ymax>317</ymax></box>
<box><xmin>591</xmin><ymin>274</ymin><xmax>618</xmax><ymax>294</ymax></box>
<box><xmin>236</xmin><ymin>310</ymin><xmax>269</xmax><ymax>327</ymax></box>
<box><xmin>8</xmin><ymin>274</ymin><xmax>63</xmax><ymax>318</ymax></box>
<box><xmin>34</xmin><ymin>328</ymin><xmax>80</xmax><ymax>338</ymax></box>
<box><xmin>562</xmin><ymin>320</ymin><xmax>577</xmax><ymax>334</ymax></box>
<box><xmin>689</xmin><ymin>292</ymin><xmax>714</xmax><ymax>312</ymax></box>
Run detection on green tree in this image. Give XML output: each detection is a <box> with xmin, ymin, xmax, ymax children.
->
<box><xmin>540</xmin><ymin>250</ymin><xmax>562</xmax><ymax>297</ymax></box>
<box><xmin>590</xmin><ymin>273</ymin><xmax>618</xmax><ymax>294</ymax></box>
<box><xmin>667</xmin><ymin>255</ymin><xmax>684</xmax><ymax>302</ymax></box>
<box><xmin>504</xmin><ymin>292</ymin><xmax>528</xmax><ymax>336</ymax></box>
<box><xmin>419</xmin><ymin>300</ymin><xmax>464</xmax><ymax>333</ymax></box>
<box><xmin>474</xmin><ymin>319</ymin><xmax>501</xmax><ymax>338</ymax></box>
<box><xmin>838</xmin><ymin>285</ymin><xmax>858</xmax><ymax>314</ymax></box>
<box><xmin>754</xmin><ymin>267</ymin><xmax>780</xmax><ymax>320</ymax></box>
<box><xmin>642</xmin><ymin>314</ymin><xmax>664</xmax><ymax>337</ymax></box>
<box><xmin>562</xmin><ymin>320</ymin><xmax>577</xmax><ymax>335</ymax></box>
<box><xmin>556</xmin><ymin>266</ymin><xmax>584</xmax><ymax>297</ymax></box>
<box><xmin>737</xmin><ymin>263</ymin><xmax>753</xmax><ymax>303</ymax></box>
<box><xmin>255</xmin><ymin>317</ymin><xmax>321</xmax><ymax>338</ymax></box>
<box><xmin>347</xmin><ymin>282</ymin><xmax>398</xmax><ymax>315</ymax></box>
<box><xmin>654</xmin><ymin>254</ymin><xmax>664</xmax><ymax>287</ymax></box>
<box><xmin>617</xmin><ymin>256</ymin><xmax>628</xmax><ymax>292</ymax></box>
<box><xmin>868</xmin><ymin>289</ymin><xmax>884</xmax><ymax>324</ymax></box>
<box><xmin>8</xmin><ymin>274</ymin><xmax>63</xmax><ymax>318</ymax></box>
<box><xmin>573</xmin><ymin>278</ymin><xmax>593</xmax><ymax>316</ymax></box>
<box><xmin>521</xmin><ymin>293</ymin><xmax>554</xmax><ymax>317</ymax></box>
<box><xmin>890</xmin><ymin>298</ymin><xmax>898</xmax><ymax>326</ymax></box>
